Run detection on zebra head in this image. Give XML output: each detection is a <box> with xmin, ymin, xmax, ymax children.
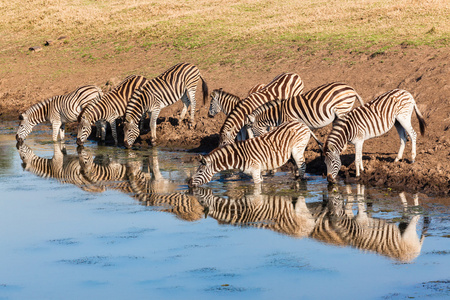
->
<box><xmin>16</xmin><ymin>113</ymin><xmax>33</xmax><ymax>143</ymax></box>
<box><xmin>188</xmin><ymin>155</ymin><xmax>215</xmax><ymax>187</ymax></box>
<box><xmin>208</xmin><ymin>89</ymin><xmax>222</xmax><ymax>117</ymax></box>
<box><xmin>77</xmin><ymin>146</ymin><xmax>94</xmax><ymax>177</ymax></box>
<box><xmin>123</xmin><ymin>116</ymin><xmax>140</xmax><ymax>149</ymax></box>
<box><xmin>76</xmin><ymin>115</ymin><xmax>92</xmax><ymax>146</ymax></box>
<box><xmin>324</xmin><ymin>147</ymin><xmax>341</xmax><ymax>183</ymax></box>
<box><xmin>16</xmin><ymin>143</ymin><xmax>34</xmax><ymax>170</ymax></box>
<box><xmin>245</xmin><ymin>114</ymin><xmax>268</xmax><ymax>138</ymax></box>
<box><xmin>218</xmin><ymin>131</ymin><xmax>234</xmax><ymax>147</ymax></box>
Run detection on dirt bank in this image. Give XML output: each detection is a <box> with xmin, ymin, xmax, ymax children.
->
<box><xmin>1</xmin><ymin>45</ymin><xmax>449</xmax><ymax>196</ymax></box>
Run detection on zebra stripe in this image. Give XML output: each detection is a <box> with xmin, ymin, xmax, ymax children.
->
<box><xmin>208</xmin><ymin>89</ymin><xmax>241</xmax><ymax>117</ymax></box>
<box><xmin>324</xmin><ymin>89</ymin><xmax>426</xmax><ymax>181</ymax></box>
<box><xmin>247</xmin><ymin>83</ymin><xmax>266</xmax><ymax>96</ymax></box>
<box><xmin>123</xmin><ymin>63</ymin><xmax>208</xmax><ymax>148</ymax></box>
<box><xmin>16</xmin><ymin>85</ymin><xmax>103</xmax><ymax>142</ymax></box>
<box><xmin>17</xmin><ymin>143</ymin><xmax>105</xmax><ymax>193</ymax></box>
<box><xmin>246</xmin><ymin>82</ymin><xmax>364</xmax><ymax>148</ymax></box>
<box><xmin>312</xmin><ymin>185</ymin><xmax>426</xmax><ymax>262</ymax></box>
<box><xmin>188</xmin><ymin>120</ymin><xmax>311</xmax><ymax>187</ymax></box>
<box><xmin>218</xmin><ymin>72</ymin><xmax>304</xmax><ymax>147</ymax></box>
<box><xmin>77</xmin><ymin>75</ymin><xmax>148</xmax><ymax>146</ymax></box>
<box><xmin>193</xmin><ymin>187</ymin><xmax>316</xmax><ymax>237</ymax></box>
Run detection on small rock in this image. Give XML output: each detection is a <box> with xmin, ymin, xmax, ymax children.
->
<box><xmin>29</xmin><ymin>46</ymin><xmax>42</xmax><ymax>52</ymax></box>
<box><xmin>44</xmin><ymin>40</ymin><xmax>54</xmax><ymax>46</ymax></box>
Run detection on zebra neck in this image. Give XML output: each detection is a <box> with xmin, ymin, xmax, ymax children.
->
<box><xmin>27</xmin><ymin>101</ymin><xmax>50</xmax><ymax>125</ymax></box>
<box><xmin>327</xmin><ymin>123</ymin><xmax>351</xmax><ymax>155</ymax></box>
<box><xmin>211</xmin><ymin>146</ymin><xmax>244</xmax><ymax>172</ymax></box>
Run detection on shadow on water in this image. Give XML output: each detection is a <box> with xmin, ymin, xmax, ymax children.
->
<box><xmin>16</xmin><ymin>142</ymin><xmax>430</xmax><ymax>262</ymax></box>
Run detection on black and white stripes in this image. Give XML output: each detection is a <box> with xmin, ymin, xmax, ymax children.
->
<box><xmin>188</xmin><ymin>120</ymin><xmax>311</xmax><ymax>187</ymax></box>
<box><xmin>77</xmin><ymin>75</ymin><xmax>148</xmax><ymax>145</ymax></box>
<box><xmin>218</xmin><ymin>72</ymin><xmax>304</xmax><ymax>147</ymax></box>
<box><xmin>16</xmin><ymin>85</ymin><xmax>103</xmax><ymax>143</ymax></box>
<box><xmin>324</xmin><ymin>89</ymin><xmax>426</xmax><ymax>182</ymax></box>
<box><xmin>123</xmin><ymin>62</ymin><xmax>208</xmax><ymax>148</ymax></box>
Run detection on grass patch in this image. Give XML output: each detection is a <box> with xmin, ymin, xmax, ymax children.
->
<box><xmin>0</xmin><ymin>0</ymin><xmax>448</xmax><ymax>68</ymax></box>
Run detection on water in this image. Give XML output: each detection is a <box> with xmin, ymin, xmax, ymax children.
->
<box><xmin>0</xmin><ymin>123</ymin><xmax>449</xmax><ymax>300</ymax></box>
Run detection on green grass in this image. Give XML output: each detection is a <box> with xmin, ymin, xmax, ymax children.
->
<box><xmin>0</xmin><ymin>0</ymin><xmax>448</xmax><ymax>68</ymax></box>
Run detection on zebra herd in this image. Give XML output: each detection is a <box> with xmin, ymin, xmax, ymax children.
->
<box><xmin>15</xmin><ymin>62</ymin><xmax>426</xmax><ymax>185</ymax></box>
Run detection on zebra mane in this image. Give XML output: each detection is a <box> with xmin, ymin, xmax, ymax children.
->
<box><xmin>24</xmin><ymin>96</ymin><xmax>54</xmax><ymax>122</ymax></box>
<box><xmin>77</xmin><ymin>97</ymin><xmax>99</xmax><ymax>123</ymax></box>
<box><xmin>213</xmin><ymin>89</ymin><xmax>241</xmax><ymax>102</ymax></box>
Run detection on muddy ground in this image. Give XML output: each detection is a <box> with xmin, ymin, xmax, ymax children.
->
<box><xmin>1</xmin><ymin>44</ymin><xmax>449</xmax><ymax>196</ymax></box>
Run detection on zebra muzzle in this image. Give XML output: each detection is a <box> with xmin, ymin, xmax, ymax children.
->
<box><xmin>76</xmin><ymin>138</ymin><xmax>84</xmax><ymax>146</ymax></box>
<box><xmin>327</xmin><ymin>174</ymin><xmax>337</xmax><ymax>183</ymax></box>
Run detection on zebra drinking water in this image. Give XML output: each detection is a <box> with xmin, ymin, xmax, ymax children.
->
<box><xmin>77</xmin><ymin>75</ymin><xmax>148</xmax><ymax>146</ymax></box>
<box><xmin>123</xmin><ymin>63</ymin><xmax>208</xmax><ymax>148</ymax></box>
<box><xmin>188</xmin><ymin>120</ymin><xmax>311</xmax><ymax>187</ymax></box>
<box><xmin>16</xmin><ymin>85</ymin><xmax>103</xmax><ymax>143</ymax></box>
<box><xmin>324</xmin><ymin>89</ymin><xmax>426</xmax><ymax>182</ymax></box>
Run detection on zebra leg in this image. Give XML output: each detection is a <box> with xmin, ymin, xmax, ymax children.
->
<box><xmin>354</xmin><ymin>140</ymin><xmax>364</xmax><ymax>177</ymax></box>
<box><xmin>59</xmin><ymin>123</ymin><xmax>65</xmax><ymax>141</ymax></box>
<box><xmin>180</xmin><ymin>92</ymin><xmax>190</xmax><ymax>121</ymax></box>
<box><xmin>110</xmin><ymin>119</ymin><xmax>118</xmax><ymax>145</ymax></box>
<box><xmin>187</xmin><ymin>88</ymin><xmax>197</xmax><ymax>128</ymax></box>
<box><xmin>292</xmin><ymin>145</ymin><xmax>307</xmax><ymax>179</ymax></box>
<box><xmin>51</xmin><ymin>120</ymin><xmax>62</xmax><ymax>142</ymax></box>
<box><xmin>150</xmin><ymin>109</ymin><xmax>161</xmax><ymax>146</ymax></box>
<box><xmin>100</xmin><ymin>121</ymin><xmax>107</xmax><ymax>141</ymax></box>
<box><xmin>394</xmin><ymin>121</ymin><xmax>407</xmax><ymax>162</ymax></box>
<box><xmin>396</xmin><ymin>116</ymin><xmax>418</xmax><ymax>163</ymax></box>
<box><xmin>248</xmin><ymin>167</ymin><xmax>263</xmax><ymax>184</ymax></box>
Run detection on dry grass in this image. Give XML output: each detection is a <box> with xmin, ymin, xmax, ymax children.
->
<box><xmin>0</xmin><ymin>0</ymin><xmax>448</xmax><ymax>61</ymax></box>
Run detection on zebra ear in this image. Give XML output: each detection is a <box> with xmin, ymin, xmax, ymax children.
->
<box><xmin>198</xmin><ymin>154</ymin><xmax>206</xmax><ymax>165</ymax></box>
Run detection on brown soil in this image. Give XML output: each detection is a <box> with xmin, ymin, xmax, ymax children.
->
<box><xmin>1</xmin><ymin>44</ymin><xmax>449</xmax><ymax>196</ymax></box>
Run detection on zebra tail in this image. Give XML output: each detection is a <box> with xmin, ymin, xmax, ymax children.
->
<box><xmin>201</xmin><ymin>75</ymin><xmax>209</xmax><ymax>106</ymax></box>
<box><xmin>414</xmin><ymin>104</ymin><xmax>426</xmax><ymax>136</ymax></box>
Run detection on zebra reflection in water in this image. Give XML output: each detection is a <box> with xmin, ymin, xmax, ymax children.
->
<box><xmin>126</xmin><ymin>150</ymin><xmax>204</xmax><ymax>221</ymax></box>
<box><xmin>16</xmin><ymin>143</ymin><xmax>105</xmax><ymax>193</ymax></box>
<box><xmin>192</xmin><ymin>185</ymin><xmax>428</xmax><ymax>262</ymax></box>
<box><xmin>313</xmin><ymin>184</ymin><xmax>428</xmax><ymax>262</ymax></box>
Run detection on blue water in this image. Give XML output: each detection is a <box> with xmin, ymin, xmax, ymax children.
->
<box><xmin>0</xmin><ymin>123</ymin><xmax>449</xmax><ymax>300</ymax></box>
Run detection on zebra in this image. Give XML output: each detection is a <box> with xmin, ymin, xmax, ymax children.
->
<box><xmin>208</xmin><ymin>83</ymin><xmax>266</xmax><ymax>118</ymax></box>
<box><xmin>312</xmin><ymin>184</ymin><xmax>427</xmax><ymax>262</ymax></box>
<box><xmin>192</xmin><ymin>187</ymin><xmax>316</xmax><ymax>238</ymax></box>
<box><xmin>324</xmin><ymin>89</ymin><xmax>426</xmax><ymax>182</ymax></box>
<box><xmin>188</xmin><ymin>120</ymin><xmax>311</xmax><ymax>187</ymax></box>
<box><xmin>16</xmin><ymin>143</ymin><xmax>105</xmax><ymax>193</ymax></box>
<box><xmin>245</xmin><ymin>82</ymin><xmax>364</xmax><ymax>150</ymax></box>
<box><xmin>218</xmin><ymin>72</ymin><xmax>304</xmax><ymax>147</ymax></box>
<box><xmin>16</xmin><ymin>85</ymin><xmax>103</xmax><ymax>143</ymax></box>
<box><xmin>123</xmin><ymin>63</ymin><xmax>208</xmax><ymax>148</ymax></box>
<box><xmin>125</xmin><ymin>152</ymin><xmax>204</xmax><ymax>221</ymax></box>
<box><xmin>76</xmin><ymin>75</ymin><xmax>148</xmax><ymax>146</ymax></box>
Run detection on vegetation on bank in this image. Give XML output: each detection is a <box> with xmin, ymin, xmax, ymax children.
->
<box><xmin>0</xmin><ymin>0</ymin><xmax>448</xmax><ymax>68</ymax></box>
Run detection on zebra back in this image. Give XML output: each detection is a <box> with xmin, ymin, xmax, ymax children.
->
<box><xmin>247</xmin><ymin>83</ymin><xmax>266</xmax><ymax>96</ymax></box>
<box><xmin>125</xmin><ymin>63</ymin><xmax>206</xmax><ymax>124</ymax></box>
<box><xmin>283</xmin><ymin>82</ymin><xmax>363</xmax><ymax>129</ymax></box>
<box><xmin>208</xmin><ymin>88</ymin><xmax>241</xmax><ymax>117</ymax></box>
<box><xmin>246</xmin><ymin>99</ymin><xmax>284</xmax><ymax>137</ymax></box>
<box><xmin>218</xmin><ymin>72</ymin><xmax>304</xmax><ymax>146</ymax></box>
<box><xmin>78</xmin><ymin>75</ymin><xmax>148</xmax><ymax>123</ymax></box>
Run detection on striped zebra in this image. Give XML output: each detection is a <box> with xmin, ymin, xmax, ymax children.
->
<box><xmin>218</xmin><ymin>72</ymin><xmax>304</xmax><ymax>147</ymax></box>
<box><xmin>208</xmin><ymin>83</ymin><xmax>265</xmax><ymax>118</ymax></box>
<box><xmin>16</xmin><ymin>85</ymin><xmax>103</xmax><ymax>143</ymax></box>
<box><xmin>188</xmin><ymin>120</ymin><xmax>311</xmax><ymax>187</ymax></box>
<box><xmin>17</xmin><ymin>143</ymin><xmax>105</xmax><ymax>193</ymax></box>
<box><xmin>123</xmin><ymin>63</ymin><xmax>208</xmax><ymax>148</ymax></box>
<box><xmin>77</xmin><ymin>75</ymin><xmax>148</xmax><ymax>146</ymax></box>
<box><xmin>192</xmin><ymin>187</ymin><xmax>316</xmax><ymax>238</ymax></box>
<box><xmin>324</xmin><ymin>89</ymin><xmax>426</xmax><ymax>182</ymax></box>
<box><xmin>312</xmin><ymin>185</ymin><xmax>427</xmax><ymax>262</ymax></box>
<box><xmin>246</xmin><ymin>82</ymin><xmax>364</xmax><ymax>149</ymax></box>
<box><xmin>126</xmin><ymin>153</ymin><xmax>204</xmax><ymax>221</ymax></box>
